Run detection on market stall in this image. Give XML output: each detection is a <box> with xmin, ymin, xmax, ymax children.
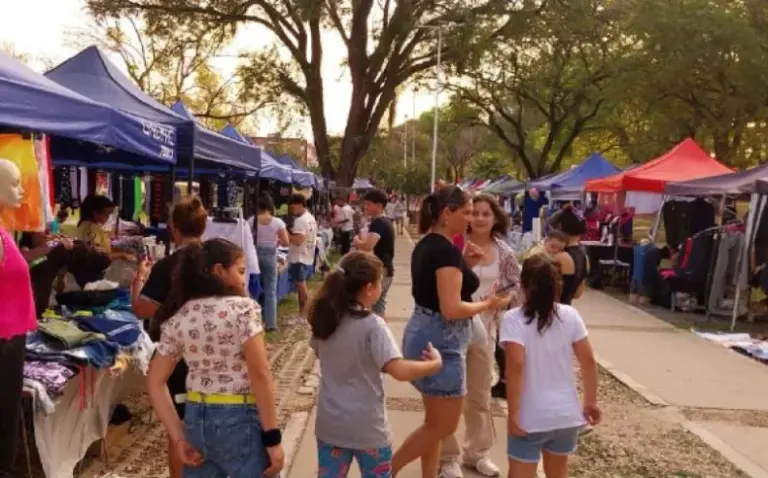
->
<box><xmin>529</xmin><ymin>153</ymin><xmax>619</xmax><ymax>200</ymax></box>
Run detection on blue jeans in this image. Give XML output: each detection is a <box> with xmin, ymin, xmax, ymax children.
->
<box><xmin>183</xmin><ymin>402</ymin><xmax>273</xmax><ymax>478</ymax></box>
<box><xmin>402</xmin><ymin>306</ymin><xmax>471</xmax><ymax>397</ymax></box>
<box><xmin>372</xmin><ymin>275</ymin><xmax>393</xmax><ymax>316</ymax></box>
<box><xmin>257</xmin><ymin>245</ymin><xmax>279</xmax><ymax>331</ymax></box>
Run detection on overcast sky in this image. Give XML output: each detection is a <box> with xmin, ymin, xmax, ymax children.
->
<box><xmin>0</xmin><ymin>0</ymin><xmax>437</xmax><ymax>139</ymax></box>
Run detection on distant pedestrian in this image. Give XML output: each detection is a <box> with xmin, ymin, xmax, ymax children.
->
<box><xmin>333</xmin><ymin>197</ymin><xmax>355</xmax><ymax>255</ymax></box>
<box><xmin>309</xmin><ymin>252</ymin><xmax>442</xmax><ymax>478</ymax></box>
<box><xmin>500</xmin><ymin>254</ymin><xmax>600</xmax><ymax>478</ymax></box>
<box><xmin>287</xmin><ymin>194</ymin><xmax>317</xmax><ymax>318</ymax></box>
<box><xmin>354</xmin><ymin>189</ymin><xmax>395</xmax><ymax>316</ymax></box>
<box><xmin>394</xmin><ymin>196</ymin><xmax>407</xmax><ymax>235</ymax></box>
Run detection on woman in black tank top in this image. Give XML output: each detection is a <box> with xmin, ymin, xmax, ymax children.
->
<box><xmin>549</xmin><ymin>205</ymin><xmax>588</xmax><ymax>304</ymax></box>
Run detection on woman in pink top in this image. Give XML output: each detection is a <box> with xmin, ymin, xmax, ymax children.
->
<box><xmin>0</xmin><ymin>158</ymin><xmax>37</xmax><ymax>476</ymax></box>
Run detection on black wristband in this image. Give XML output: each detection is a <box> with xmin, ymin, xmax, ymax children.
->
<box><xmin>262</xmin><ymin>428</ymin><xmax>282</xmax><ymax>448</ymax></box>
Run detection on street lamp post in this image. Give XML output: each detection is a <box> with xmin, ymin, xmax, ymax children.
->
<box><xmin>430</xmin><ymin>27</ymin><xmax>443</xmax><ymax>193</ymax></box>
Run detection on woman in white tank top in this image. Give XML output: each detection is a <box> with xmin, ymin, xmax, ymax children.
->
<box><xmin>253</xmin><ymin>194</ymin><xmax>289</xmax><ymax>331</ymax></box>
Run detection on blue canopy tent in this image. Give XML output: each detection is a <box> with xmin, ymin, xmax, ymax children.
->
<box><xmin>219</xmin><ymin>124</ymin><xmax>292</xmax><ymax>183</ymax></box>
<box><xmin>171</xmin><ymin>102</ymin><xmax>261</xmax><ymax>175</ymax></box>
<box><xmin>45</xmin><ymin>46</ymin><xmax>189</xmax><ymax>164</ymax></box>
<box><xmin>276</xmin><ymin>154</ymin><xmax>316</xmax><ymax>188</ymax></box>
<box><xmin>528</xmin><ymin>153</ymin><xmax>619</xmax><ymax>199</ymax></box>
<box><xmin>0</xmin><ymin>49</ymin><xmax>176</xmax><ymax>166</ymax></box>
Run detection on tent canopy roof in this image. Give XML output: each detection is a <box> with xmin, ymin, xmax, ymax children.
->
<box><xmin>273</xmin><ymin>153</ymin><xmax>315</xmax><ymax>188</ymax></box>
<box><xmin>585</xmin><ymin>138</ymin><xmax>732</xmax><ymax>193</ymax></box>
<box><xmin>666</xmin><ymin>163</ymin><xmax>768</xmax><ymax>196</ymax></box>
<box><xmin>219</xmin><ymin>124</ymin><xmax>292</xmax><ymax>183</ymax></box>
<box><xmin>485</xmin><ymin>177</ymin><xmax>524</xmax><ymax>195</ymax></box>
<box><xmin>45</xmin><ymin>46</ymin><xmax>189</xmax><ymax>159</ymax></box>
<box><xmin>1</xmin><ymin>50</ymin><xmax>175</xmax><ymax>164</ymax></box>
<box><xmin>530</xmin><ymin>153</ymin><xmax>619</xmax><ymax>191</ymax></box>
<box><xmin>171</xmin><ymin>102</ymin><xmax>260</xmax><ymax>172</ymax></box>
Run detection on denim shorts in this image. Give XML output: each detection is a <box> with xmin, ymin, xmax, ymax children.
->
<box><xmin>317</xmin><ymin>440</ymin><xmax>392</xmax><ymax>477</ymax></box>
<box><xmin>183</xmin><ymin>402</ymin><xmax>275</xmax><ymax>478</ymax></box>
<box><xmin>288</xmin><ymin>262</ymin><xmax>308</xmax><ymax>283</ymax></box>
<box><xmin>402</xmin><ymin>306</ymin><xmax>471</xmax><ymax>397</ymax></box>
<box><xmin>507</xmin><ymin>427</ymin><xmax>581</xmax><ymax>463</ymax></box>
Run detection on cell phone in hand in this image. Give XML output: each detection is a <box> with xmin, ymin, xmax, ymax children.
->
<box><xmin>495</xmin><ymin>283</ymin><xmax>517</xmax><ymax>295</ymax></box>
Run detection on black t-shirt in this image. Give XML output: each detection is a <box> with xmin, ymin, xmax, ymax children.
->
<box><xmin>369</xmin><ymin>216</ymin><xmax>395</xmax><ymax>277</ymax></box>
<box><xmin>140</xmin><ymin>252</ymin><xmax>180</xmax><ymax>341</ymax></box>
<box><xmin>411</xmin><ymin>233</ymin><xmax>480</xmax><ymax>312</ymax></box>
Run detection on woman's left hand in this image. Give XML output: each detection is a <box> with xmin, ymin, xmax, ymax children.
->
<box><xmin>463</xmin><ymin>241</ymin><xmax>485</xmax><ymax>267</ymax></box>
<box><xmin>508</xmin><ymin>415</ymin><xmax>526</xmax><ymax>437</ymax></box>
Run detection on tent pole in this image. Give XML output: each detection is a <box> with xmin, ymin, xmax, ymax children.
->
<box><xmin>252</xmin><ymin>172</ymin><xmax>261</xmax><ymax>245</ymax></box>
<box><xmin>649</xmin><ymin>195</ymin><xmax>666</xmax><ymax>242</ymax></box>
<box><xmin>187</xmin><ymin>158</ymin><xmax>194</xmax><ymax>197</ymax></box>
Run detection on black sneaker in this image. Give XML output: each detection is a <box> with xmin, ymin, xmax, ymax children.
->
<box><xmin>490</xmin><ymin>382</ymin><xmax>506</xmax><ymax>399</ymax></box>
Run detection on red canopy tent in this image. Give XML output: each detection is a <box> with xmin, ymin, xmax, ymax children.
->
<box><xmin>585</xmin><ymin>138</ymin><xmax>733</xmax><ymax>193</ymax></box>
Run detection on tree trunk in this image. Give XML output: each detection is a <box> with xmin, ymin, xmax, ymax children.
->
<box><xmin>305</xmin><ymin>68</ymin><xmax>333</xmax><ymax>179</ymax></box>
<box><xmin>712</xmin><ymin>132</ymin><xmax>733</xmax><ymax>166</ymax></box>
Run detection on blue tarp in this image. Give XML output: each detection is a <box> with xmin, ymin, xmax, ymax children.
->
<box><xmin>219</xmin><ymin>124</ymin><xmax>292</xmax><ymax>183</ymax></box>
<box><xmin>45</xmin><ymin>46</ymin><xmax>188</xmax><ymax>161</ymax></box>
<box><xmin>171</xmin><ymin>102</ymin><xmax>261</xmax><ymax>173</ymax></box>
<box><xmin>0</xmin><ymin>49</ymin><xmax>176</xmax><ymax>164</ymax></box>
<box><xmin>529</xmin><ymin>153</ymin><xmax>619</xmax><ymax>191</ymax></box>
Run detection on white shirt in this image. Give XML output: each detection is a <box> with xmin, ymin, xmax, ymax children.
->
<box><xmin>203</xmin><ymin>218</ymin><xmax>260</xmax><ymax>276</ymax></box>
<box><xmin>289</xmin><ymin>211</ymin><xmax>318</xmax><ymax>266</ymax></box>
<box><xmin>337</xmin><ymin>204</ymin><xmax>355</xmax><ymax>232</ymax></box>
<box><xmin>499</xmin><ymin>304</ymin><xmax>588</xmax><ymax>433</ymax></box>
<box><xmin>385</xmin><ymin>203</ymin><xmax>396</xmax><ymax>219</ymax></box>
<box><xmin>248</xmin><ymin>216</ymin><xmax>286</xmax><ymax>247</ymax></box>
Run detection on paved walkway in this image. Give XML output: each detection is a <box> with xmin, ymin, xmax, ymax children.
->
<box><xmin>284</xmin><ymin>234</ymin><xmax>768</xmax><ymax>477</ymax></box>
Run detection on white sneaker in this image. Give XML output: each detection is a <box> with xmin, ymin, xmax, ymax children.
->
<box><xmin>467</xmin><ymin>456</ymin><xmax>501</xmax><ymax>477</ymax></box>
<box><xmin>439</xmin><ymin>461</ymin><xmax>464</xmax><ymax>478</ymax></box>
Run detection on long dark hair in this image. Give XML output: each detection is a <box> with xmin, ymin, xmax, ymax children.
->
<box><xmin>418</xmin><ymin>185</ymin><xmax>471</xmax><ymax>234</ymax></box>
<box><xmin>308</xmin><ymin>251</ymin><xmax>383</xmax><ymax>340</ymax></box>
<box><xmin>152</xmin><ymin>238</ymin><xmax>245</xmax><ymax>336</ymax></box>
<box><xmin>520</xmin><ymin>254</ymin><xmax>562</xmax><ymax>333</ymax></box>
<box><xmin>78</xmin><ymin>195</ymin><xmax>114</xmax><ymax>226</ymax></box>
<box><xmin>469</xmin><ymin>193</ymin><xmax>509</xmax><ymax>238</ymax></box>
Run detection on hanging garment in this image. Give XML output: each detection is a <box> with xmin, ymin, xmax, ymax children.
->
<box><xmin>662</xmin><ymin>201</ymin><xmax>689</xmax><ymax>249</ymax></box>
<box><xmin>708</xmin><ymin>232</ymin><xmax>746</xmax><ymax>313</ymax></box>
<box><xmin>143</xmin><ymin>175</ymin><xmax>151</xmax><ymax>220</ymax></box>
<box><xmin>78</xmin><ymin>167</ymin><xmax>88</xmax><ymax>203</ymax></box>
<box><xmin>0</xmin><ymin>134</ymin><xmax>45</xmax><ymax>231</ymax></box>
<box><xmin>53</xmin><ymin>168</ymin><xmax>73</xmax><ymax>208</ymax></box>
<box><xmin>133</xmin><ymin>177</ymin><xmax>142</xmax><ymax>221</ymax></box>
<box><xmin>227</xmin><ymin>179</ymin><xmax>238</xmax><ymax>208</ymax></box>
<box><xmin>87</xmin><ymin>169</ymin><xmax>98</xmax><ymax>197</ymax></box>
<box><xmin>120</xmin><ymin>175</ymin><xmax>135</xmax><ymax>221</ymax></box>
<box><xmin>34</xmin><ymin>135</ymin><xmax>54</xmax><ymax>224</ymax></box>
<box><xmin>69</xmin><ymin>167</ymin><xmax>79</xmax><ymax>207</ymax></box>
<box><xmin>689</xmin><ymin>198</ymin><xmax>716</xmax><ymax>237</ymax></box>
<box><xmin>199</xmin><ymin>177</ymin><xmax>213</xmax><ymax>210</ymax></box>
<box><xmin>217</xmin><ymin>174</ymin><xmax>229</xmax><ymax>208</ymax></box>
<box><xmin>150</xmin><ymin>174</ymin><xmax>168</xmax><ymax>223</ymax></box>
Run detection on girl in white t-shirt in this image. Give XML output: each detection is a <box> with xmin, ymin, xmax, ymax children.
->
<box><xmin>499</xmin><ymin>254</ymin><xmax>601</xmax><ymax>478</ymax></box>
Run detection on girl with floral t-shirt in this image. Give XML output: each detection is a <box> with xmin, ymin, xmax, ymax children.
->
<box><xmin>147</xmin><ymin>239</ymin><xmax>284</xmax><ymax>478</ymax></box>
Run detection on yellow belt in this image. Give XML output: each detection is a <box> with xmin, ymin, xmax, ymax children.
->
<box><xmin>186</xmin><ymin>391</ymin><xmax>256</xmax><ymax>405</ymax></box>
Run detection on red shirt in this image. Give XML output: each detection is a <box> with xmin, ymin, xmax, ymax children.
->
<box><xmin>452</xmin><ymin>234</ymin><xmax>465</xmax><ymax>251</ymax></box>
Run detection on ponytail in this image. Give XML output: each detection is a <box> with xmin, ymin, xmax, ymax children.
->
<box><xmin>308</xmin><ymin>251</ymin><xmax>383</xmax><ymax>340</ymax></box>
<box><xmin>418</xmin><ymin>185</ymin><xmax>471</xmax><ymax>234</ymax></box>
<box><xmin>151</xmin><ymin>239</ymin><xmax>245</xmax><ymax>336</ymax></box>
<box><xmin>520</xmin><ymin>254</ymin><xmax>562</xmax><ymax>333</ymax></box>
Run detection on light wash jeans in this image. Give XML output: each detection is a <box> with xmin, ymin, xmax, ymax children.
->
<box><xmin>257</xmin><ymin>244</ymin><xmax>279</xmax><ymax>331</ymax></box>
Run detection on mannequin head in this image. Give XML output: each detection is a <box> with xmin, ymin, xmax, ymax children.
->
<box><xmin>0</xmin><ymin>158</ymin><xmax>23</xmax><ymax>209</ymax></box>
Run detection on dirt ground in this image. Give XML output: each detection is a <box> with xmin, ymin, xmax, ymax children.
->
<box><xmin>569</xmin><ymin>369</ymin><xmax>746</xmax><ymax>477</ymax></box>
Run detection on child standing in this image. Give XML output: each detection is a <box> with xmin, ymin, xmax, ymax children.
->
<box><xmin>500</xmin><ymin>254</ymin><xmax>601</xmax><ymax>478</ymax></box>
<box><xmin>147</xmin><ymin>239</ymin><xmax>284</xmax><ymax>478</ymax></box>
<box><xmin>309</xmin><ymin>251</ymin><xmax>442</xmax><ymax>477</ymax></box>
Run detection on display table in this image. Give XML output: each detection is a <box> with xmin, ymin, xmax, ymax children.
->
<box><xmin>25</xmin><ymin>369</ymin><xmax>142</xmax><ymax>478</ymax></box>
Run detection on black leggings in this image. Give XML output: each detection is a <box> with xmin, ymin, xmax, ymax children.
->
<box><xmin>0</xmin><ymin>335</ymin><xmax>26</xmax><ymax>474</ymax></box>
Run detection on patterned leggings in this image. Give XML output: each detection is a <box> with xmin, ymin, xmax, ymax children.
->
<box><xmin>317</xmin><ymin>440</ymin><xmax>392</xmax><ymax>477</ymax></box>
